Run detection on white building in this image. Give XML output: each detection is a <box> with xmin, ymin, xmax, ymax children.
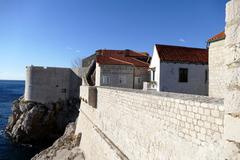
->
<box><xmin>207</xmin><ymin>31</ymin><xmax>226</xmax><ymax>98</ymax></box>
<box><xmin>146</xmin><ymin>44</ymin><xmax>208</xmax><ymax>95</ymax></box>
<box><xmin>82</xmin><ymin>49</ymin><xmax>151</xmax><ymax>89</ymax></box>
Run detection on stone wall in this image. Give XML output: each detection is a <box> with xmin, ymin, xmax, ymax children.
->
<box><xmin>224</xmin><ymin>0</ymin><xmax>240</xmax><ymax>159</ymax></box>
<box><xmin>160</xmin><ymin>62</ymin><xmax>208</xmax><ymax>96</ymax></box>
<box><xmin>95</xmin><ymin>64</ymin><xmax>149</xmax><ymax>89</ymax></box>
<box><xmin>24</xmin><ymin>66</ymin><xmax>81</xmax><ymax>104</ymax></box>
<box><xmin>208</xmin><ymin>39</ymin><xmax>227</xmax><ymax>98</ymax></box>
<box><xmin>76</xmin><ymin>86</ymin><xmax>224</xmax><ymax>160</ymax></box>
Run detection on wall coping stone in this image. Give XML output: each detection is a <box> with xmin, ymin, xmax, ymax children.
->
<box><xmin>97</xmin><ymin>86</ymin><xmax>224</xmax><ymax>105</ymax></box>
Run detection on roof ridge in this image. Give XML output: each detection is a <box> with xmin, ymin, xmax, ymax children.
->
<box><xmin>155</xmin><ymin>44</ymin><xmax>207</xmax><ymax>50</ymax></box>
<box><xmin>96</xmin><ymin>49</ymin><xmax>148</xmax><ymax>57</ymax></box>
<box><xmin>208</xmin><ymin>31</ymin><xmax>225</xmax><ymax>43</ymax></box>
<box><xmin>130</xmin><ymin>57</ymin><xmax>150</xmax><ymax>65</ymax></box>
<box><xmin>109</xmin><ymin>56</ymin><xmax>134</xmax><ymax>66</ymax></box>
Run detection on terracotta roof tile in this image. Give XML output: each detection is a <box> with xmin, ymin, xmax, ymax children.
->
<box><xmin>95</xmin><ymin>49</ymin><xmax>150</xmax><ymax>67</ymax></box>
<box><xmin>156</xmin><ymin>44</ymin><xmax>208</xmax><ymax>64</ymax></box>
<box><xmin>96</xmin><ymin>55</ymin><xmax>149</xmax><ymax>67</ymax></box>
<box><xmin>96</xmin><ymin>49</ymin><xmax>149</xmax><ymax>58</ymax></box>
<box><xmin>208</xmin><ymin>31</ymin><xmax>226</xmax><ymax>43</ymax></box>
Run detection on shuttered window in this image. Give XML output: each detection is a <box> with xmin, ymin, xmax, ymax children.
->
<box><xmin>179</xmin><ymin>68</ymin><xmax>188</xmax><ymax>82</ymax></box>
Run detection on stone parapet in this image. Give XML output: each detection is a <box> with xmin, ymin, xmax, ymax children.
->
<box><xmin>76</xmin><ymin>86</ymin><xmax>224</xmax><ymax>160</ymax></box>
<box><xmin>80</xmin><ymin>85</ymin><xmax>97</xmax><ymax>108</ymax></box>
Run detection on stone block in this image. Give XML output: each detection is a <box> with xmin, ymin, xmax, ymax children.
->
<box><xmin>224</xmin><ymin>140</ymin><xmax>240</xmax><ymax>160</ymax></box>
<box><xmin>80</xmin><ymin>85</ymin><xmax>97</xmax><ymax>108</ymax></box>
<box><xmin>224</xmin><ymin>114</ymin><xmax>240</xmax><ymax>142</ymax></box>
<box><xmin>211</xmin><ymin>110</ymin><xmax>220</xmax><ymax>118</ymax></box>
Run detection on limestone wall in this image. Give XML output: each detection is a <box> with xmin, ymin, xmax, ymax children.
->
<box><xmin>76</xmin><ymin>86</ymin><xmax>224</xmax><ymax>160</ymax></box>
<box><xmin>160</xmin><ymin>62</ymin><xmax>208</xmax><ymax>96</ymax></box>
<box><xmin>95</xmin><ymin>64</ymin><xmax>149</xmax><ymax>89</ymax></box>
<box><xmin>208</xmin><ymin>39</ymin><xmax>227</xmax><ymax>98</ymax></box>
<box><xmin>24</xmin><ymin>66</ymin><xmax>81</xmax><ymax>104</ymax></box>
<box><xmin>223</xmin><ymin>0</ymin><xmax>240</xmax><ymax>159</ymax></box>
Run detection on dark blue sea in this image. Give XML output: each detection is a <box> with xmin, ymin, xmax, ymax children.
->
<box><xmin>0</xmin><ymin>80</ymin><xmax>39</xmax><ymax>160</ymax></box>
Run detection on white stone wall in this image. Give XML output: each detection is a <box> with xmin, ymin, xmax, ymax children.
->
<box><xmin>149</xmin><ymin>45</ymin><xmax>208</xmax><ymax>95</ymax></box>
<box><xmin>208</xmin><ymin>40</ymin><xmax>227</xmax><ymax>98</ymax></box>
<box><xmin>149</xmin><ymin>45</ymin><xmax>161</xmax><ymax>91</ymax></box>
<box><xmin>95</xmin><ymin>64</ymin><xmax>149</xmax><ymax>89</ymax></box>
<box><xmin>76</xmin><ymin>86</ymin><xmax>224</xmax><ymax>160</ymax></box>
<box><xmin>223</xmin><ymin>0</ymin><xmax>240</xmax><ymax>159</ymax></box>
<box><xmin>160</xmin><ymin>62</ymin><xmax>208</xmax><ymax>95</ymax></box>
<box><xmin>24</xmin><ymin>66</ymin><xmax>81</xmax><ymax>104</ymax></box>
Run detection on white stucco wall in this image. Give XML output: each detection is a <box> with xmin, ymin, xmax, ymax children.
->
<box><xmin>149</xmin><ymin>45</ymin><xmax>208</xmax><ymax>95</ymax></box>
<box><xmin>149</xmin><ymin>45</ymin><xmax>160</xmax><ymax>91</ymax></box>
<box><xmin>95</xmin><ymin>63</ymin><xmax>101</xmax><ymax>86</ymax></box>
<box><xmin>208</xmin><ymin>39</ymin><xmax>227</xmax><ymax>98</ymax></box>
<box><xmin>160</xmin><ymin>62</ymin><xmax>208</xmax><ymax>95</ymax></box>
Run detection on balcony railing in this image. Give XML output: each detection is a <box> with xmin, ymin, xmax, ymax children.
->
<box><xmin>143</xmin><ymin>81</ymin><xmax>157</xmax><ymax>91</ymax></box>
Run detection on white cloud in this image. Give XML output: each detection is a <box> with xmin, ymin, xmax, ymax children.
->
<box><xmin>179</xmin><ymin>38</ymin><xmax>186</xmax><ymax>43</ymax></box>
<box><xmin>75</xmin><ymin>50</ymin><xmax>80</xmax><ymax>53</ymax></box>
<box><xmin>66</xmin><ymin>46</ymin><xmax>73</xmax><ymax>50</ymax></box>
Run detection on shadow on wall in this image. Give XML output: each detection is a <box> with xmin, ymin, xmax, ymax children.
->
<box><xmin>24</xmin><ymin>66</ymin><xmax>82</xmax><ymax>104</ymax></box>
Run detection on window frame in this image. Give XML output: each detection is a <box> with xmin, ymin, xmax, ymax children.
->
<box><xmin>179</xmin><ymin>68</ymin><xmax>188</xmax><ymax>83</ymax></box>
<box><xmin>119</xmin><ymin>75</ymin><xmax>127</xmax><ymax>84</ymax></box>
<box><xmin>102</xmin><ymin>76</ymin><xmax>110</xmax><ymax>84</ymax></box>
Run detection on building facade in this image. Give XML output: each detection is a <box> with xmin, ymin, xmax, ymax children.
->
<box><xmin>82</xmin><ymin>49</ymin><xmax>151</xmax><ymax>89</ymax></box>
<box><xmin>208</xmin><ymin>31</ymin><xmax>227</xmax><ymax>98</ymax></box>
<box><xmin>147</xmin><ymin>44</ymin><xmax>208</xmax><ymax>95</ymax></box>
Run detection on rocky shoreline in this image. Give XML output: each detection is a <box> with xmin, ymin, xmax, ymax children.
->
<box><xmin>31</xmin><ymin>122</ymin><xmax>84</xmax><ymax>160</ymax></box>
<box><xmin>6</xmin><ymin>97</ymin><xmax>80</xmax><ymax>150</ymax></box>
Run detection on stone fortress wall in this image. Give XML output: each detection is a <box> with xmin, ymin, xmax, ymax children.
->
<box><xmin>74</xmin><ymin>1</ymin><xmax>240</xmax><ymax>159</ymax></box>
<box><xmin>76</xmin><ymin>86</ymin><xmax>224</xmax><ymax>160</ymax></box>
<box><xmin>208</xmin><ymin>39</ymin><xmax>227</xmax><ymax>98</ymax></box>
<box><xmin>24</xmin><ymin>66</ymin><xmax>81</xmax><ymax>104</ymax></box>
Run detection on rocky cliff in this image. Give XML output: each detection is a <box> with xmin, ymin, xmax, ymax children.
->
<box><xmin>31</xmin><ymin>122</ymin><xmax>84</xmax><ymax>160</ymax></box>
<box><xmin>6</xmin><ymin>97</ymin><xmax>80</xmax><ymax>147</ymax></box>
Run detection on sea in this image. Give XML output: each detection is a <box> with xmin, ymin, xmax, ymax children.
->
<box><xmin>0</xmin><ymin>80</ymin><xmax>40</xmax><ymax>160</ymax></box>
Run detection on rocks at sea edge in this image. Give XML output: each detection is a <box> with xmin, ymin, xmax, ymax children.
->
<box><xmin>31</xmin><ymin>122</ymin><xmax>84</xmax><ymax>160</ymax></box>
<box><xmin>5</xmin><ymin>96</ymin><xmax>80</xmax><ymax>146</ymax></box>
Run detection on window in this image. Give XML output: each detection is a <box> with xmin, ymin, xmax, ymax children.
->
<box><xmin>135</xmin><ymin>77</ymin><xmax>142</xmax><ymax>84</ymax></box>
<box><xmin>119</xmin><ymin>76</ymin><xmax>127</xmax><ymax>84</ymax></box>
<box><xmin>205</xmin><ymin>70</ymin><xmax>208</xmax><ymax>83</ymax></box>
<box><xmin>179</xmin><ymin>68</ymin><xmax>188</xmax><ymax>82</ymax></box>
<box><xmin>151</xmin><ymin>67</ymin><xmax>156</xmax><ymax>81</ymax></box>
<box><xmin>153</xmin><ymin>70</ymin><xmax>155</xmax><ymax>81</ymax></box>
<box><xmin>61</xmin><ymin>88</ymin><xmax>67</xmax><ymax>93</ymax></box>
<box><xmin>103</xmin><ymin>76</ymin><xmax>110</xmax><ymax>84</ymax></box>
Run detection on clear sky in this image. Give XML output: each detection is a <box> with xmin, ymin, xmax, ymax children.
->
<box><xmin>0</xmin><ymin>0</ymin><xmax>226</xmax><ymax>80</ymax></box>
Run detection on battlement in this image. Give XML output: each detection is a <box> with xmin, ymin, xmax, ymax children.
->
<box><xmin>24</xmin><ymin>66</ymin><xmax>81</xmax><ymax>104</ymax></box>
<box><xmin>76</xmin><ymin>86</ymin><xmax>224</xmax><ymax>159</ymax></box>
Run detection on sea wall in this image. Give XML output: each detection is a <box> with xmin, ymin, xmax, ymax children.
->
<box><xmin>76</xmin><ymin>86</ymin><xmax>224</xmax><ymax>160</ymax></box>
<box><xmin>24</xmin><ymin>66</ymin><xmax>81</xmax><ymax>104</ymax></box>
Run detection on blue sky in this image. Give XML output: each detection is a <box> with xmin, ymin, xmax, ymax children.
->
<box><xmin>0</xmin><ymin>0</ymin><xmax>226</xmax><ymax>80</ymax></box>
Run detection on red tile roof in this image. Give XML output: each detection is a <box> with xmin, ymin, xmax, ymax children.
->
<box><xmin>208</xmin><ymin>31</ymin><xmax>225</xmax><ymax>43</ymax></box>
<box><xmin>155</xmin><ymin>44</ymin><xmax>208</xmax><ymax>64</ymax></box>
<box><xmin>96</xmin><ymin>49</ymin><xmax>150</xmax><ymax>67</ymax></box>
<box><xmin>96</xmin><ymin>49</ymin><xmax>149</xmax><ymax>58</ymax></box>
